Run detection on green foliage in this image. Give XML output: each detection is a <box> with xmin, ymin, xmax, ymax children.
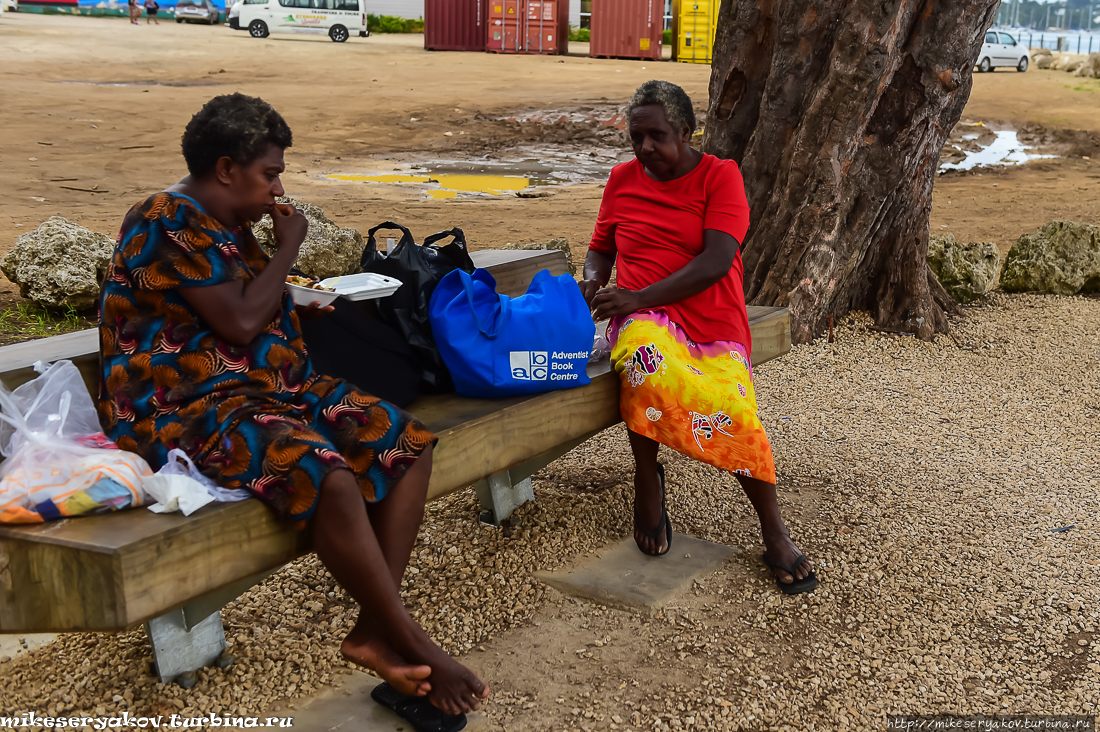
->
<box><xmin>568</xmin><ymin>25</ymin><xmax>589</xmax><ymax>42</ymax></box>
<box><xmin>662</xmin><ymin>29</ymin><xmax>672</xmax><ymax>46</ymax></box>
<box><xmin>0</xmin><ymin>303</ymin><xmax>91</xmax><ymax>341</ymax></box>
<box><xmin>366</xmin><ymin>14</ymin><xmax>424</xmax><ymax>33</ymax></box>
<box><xmin>1065</xmin><ymin>80</ymin><xmax>1100</xmax><ymax>93</ymax></box>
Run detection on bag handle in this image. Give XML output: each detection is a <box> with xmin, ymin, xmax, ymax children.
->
<box><xmin>423</xmin><ymin>227</ymin><xmax>476</xmax><ymax>273</ymax></box>
<box><xmin>366</xmin><ymin>221</ymin><xmax>414</xmax><ymax>241</ymax></box>
<box><xmin>460</xmin><ymin>270</ymin><xmax>510</xmax><ymax>339</ymax></box>
<box><xmin>423</xmin><ymin>227</ymin><xmax>466</xmax><ymax>248</ymax></box>
<box><xmin>165</xmin><ymin>448</ymin><xmax>200</xmax><ymax>473</ymax></box>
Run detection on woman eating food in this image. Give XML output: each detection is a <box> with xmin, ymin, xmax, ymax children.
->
<box><xmin>580</xmin><ymin>80</ymin><xmax>817</xmax><ymax>594</ymax></box>
<box><xmin>98</xmin><ymin>93</ymin><xmax>489</xmax><ymax>715</ymax></box>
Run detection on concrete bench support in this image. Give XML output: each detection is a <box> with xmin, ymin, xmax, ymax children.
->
<box><xmin>146</xmin><ymin>609</ymin><xmax>226</xmax><ymax>685</ymax></box>
<box><xmin>475</xmin><ymin>472</ymin><xmax>535</xmax><ymax>526</ymax></box>
<box><xmin>474</xmin><ymin>430</ymin><xmax>599</xmax><ymax>525</ymax></box>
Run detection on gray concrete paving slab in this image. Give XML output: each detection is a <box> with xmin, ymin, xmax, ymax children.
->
<box><xmin>534</xmin><ymin>533</ymin><xmax>737</xmax><ymax>612</ymax></box>
<box><xmin>0</xmin><ymin>633</ymin><xmax>57</xmax><ymax>660</ymax></box>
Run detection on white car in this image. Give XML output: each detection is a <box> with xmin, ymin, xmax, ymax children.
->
<box><xmin>977</xmin><ymin>31</ymin><xmax>1030</xmax><ymax>72</ymax></box>
<box><xmin>238</xmin><ymin>0</ymin><xmax>368</xmax><ymax>42</ymax></box>
<box><xmin>175</xmin><ymin>0</ymin><xmax>221</xmax><ymax>24</ymax></box>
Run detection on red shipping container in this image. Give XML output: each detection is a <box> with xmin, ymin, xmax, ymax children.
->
<box><xmin>590</xmin><ymin>0</ymin><xmax>662</xmax><ymax>60</ymax></box>
<box><xmin>425</xmin><ymin>0</ymin><xmax>489</xmax><ymax>52</ymax></box>
<box><xmin>486</xmin><ymin>0</ymin><xmax>523</xmax><ymax>52</ymax></box>
<box><xmin>524</xmin><ymin>0</ymin><xmax>561</xmax><ymax>54</ymax></box>
<box><xmin>486</xmin><ymin>0</ymin><xmax>568</xmax><ymax>55</ymax></box>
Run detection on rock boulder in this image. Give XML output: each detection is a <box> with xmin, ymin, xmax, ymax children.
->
<box><xmin>1053</xmin><ymin>54</ymin><xmax>1085</xmax><ymax>72</ymax></box>
<box><xmin>999</xmin><ymin>221</ymin><xmax>1100</xmax><ymax>295</ymax></box>
<box><xmin>927</xmin><ymin>234</ymin><xmax>1000</xmax><ymax>303</ymax></box>
<box><xmin>252</xmin><ymin>197</ymin><xmax>364</xmax><ymax>279</ymax></box>
<box><xmin>500</xmin><ymin>237</ymin><xmax>576</xmax><ymax>275</ymax></box>
<box><xmin>1073</xmin><ymin>53</ymin><xmax>1100</xmax><ymax>79</ymax></box>
<box><xmin>0</xmin><ymin>217</ymin><xmax>114</xmax><ymax>310</ymax></box>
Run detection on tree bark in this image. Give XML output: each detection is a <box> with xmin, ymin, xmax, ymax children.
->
<box><xmin>704</xmin><ymin>0</ymin><xmax>992</xmax><ymax>343</ymax></box>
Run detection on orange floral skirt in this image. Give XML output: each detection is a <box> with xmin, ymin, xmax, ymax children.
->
<box><xmin>609</xmin><ymin>310</ymin><xmax>776</xmax><ymax>484</ymax></box>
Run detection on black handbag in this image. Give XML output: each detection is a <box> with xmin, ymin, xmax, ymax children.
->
<box><xmin>299</xmin><ymin>298</ymin><xmax>419</xmax><ymax>408</ymax></box>
<box><xmin>360</xmin><ymin>223</ymin><xmax>476</xmax><ymax>394</ymax></box>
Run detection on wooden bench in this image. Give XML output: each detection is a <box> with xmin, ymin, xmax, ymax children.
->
<box><xmin>0</xmin><ymin>248</ymin><xmax>790</xmax><ymax>684</ymax></box>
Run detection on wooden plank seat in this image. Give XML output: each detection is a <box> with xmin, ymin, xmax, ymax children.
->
<box><xmin>0</xmin><ymin>247</ymin><xmax>791</xmax><ymax>683</ymax></box>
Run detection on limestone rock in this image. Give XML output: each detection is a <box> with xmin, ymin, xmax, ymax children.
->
<box><xmin>999</xmin><ymin>221</ymin><xmax>1100</xmax><ymax>295</ymax></box>
<box><xmin>500</xmin><ymin>237</ymin><xmax>575</xmax><ymax>275</ymax></box>
<box><xmin>1073</xmin><ymin>53</ymin><xmax>1100</xmax><ymax>79</ymax></box>
<box><xmin>927</xmin><ymin>234</ymin><xmax>1000</xmax><ymax>303</ymax></box>
<box><xmin>1052</xmin><ymin>54</ymin><xmax>1084</xmax><ymax>73</ymax></box>
<box><xmin>1035</xmin><ymin>53</ymin><xmax>1056</xmax><ymax>69</ymax></box>
<box><xmin>252</xmin><ymin>197</ymin><xmax>364</xmax><ymax>279</ymax></box>
<box><xmin>1031</xmin><ymin>46</ymin><xmax>1052</xmax><ymax>58</ymax></box>
<box><xmin>0</xmin><ymin>216</ymin><xmax>113</xmax><ymax>310</ymax></box>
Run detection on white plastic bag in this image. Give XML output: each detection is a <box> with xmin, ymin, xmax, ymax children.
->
<box><xmin>0</xmin><ymin>360</ymin><xmax>152</xmax><ymax>523</ymax></box>
<box><xmin>145</xmin><ymin>449</ymin><xmax>250</xmax><ymax>516</ymax></box>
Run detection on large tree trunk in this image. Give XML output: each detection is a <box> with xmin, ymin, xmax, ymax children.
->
<box><xmin>704</xmin><ymin>0</ymin><xmax>994</xmax><ymax>343</ymax></box>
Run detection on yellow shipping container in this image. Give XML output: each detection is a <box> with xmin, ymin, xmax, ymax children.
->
<box><xmin>674</xmin><ymin>0</ymin><xmax>718</xmax><ymax>64</ymax></box>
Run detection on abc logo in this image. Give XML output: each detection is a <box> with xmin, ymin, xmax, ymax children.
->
<box><xmin>510</xmin><ymin>351</ymin><xmax>548</xmax><ymax>381</ymax></box>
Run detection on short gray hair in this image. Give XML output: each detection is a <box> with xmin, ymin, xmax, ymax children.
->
<box><xmin>627</xmin><ymin>80</ymin><xmax>696</xmax><ymax>134</ymax></box>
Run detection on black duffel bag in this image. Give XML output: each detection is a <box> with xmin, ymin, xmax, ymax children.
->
<box><xmin>360</xmin><ymin>222</ymin><xmax>476</xmax><ymax>394</ymax></box>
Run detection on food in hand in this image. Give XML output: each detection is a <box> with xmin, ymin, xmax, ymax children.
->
<box><xmin>286</xmin><ymin>275</ymin><xmax>334</xmax><ymax>291</ymax></box>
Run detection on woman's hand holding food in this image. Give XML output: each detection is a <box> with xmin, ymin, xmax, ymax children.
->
<box><xmin>270</xmin><ymin>203</ymin><xmax>308</xmax><ymax>251</ymax></box>
<box><xmin>591</xmin><ymin>286</ymin><xmax>645</xmax><ymax>321</ymax></box>
<box><xmin>578</xmin><ymin>279</ymin><xmax>602</xmax><ymax>307</ymax></box>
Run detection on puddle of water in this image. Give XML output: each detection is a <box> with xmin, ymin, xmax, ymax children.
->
<box><xmin>940</xmin><ymin>130</ymin><xmax>1056</xmax><ymax>172</ymax></box>
<box><xmin>325</xmin><ymin>172</ymin><xmax>533</xmax><ymax>197</ymax></box>
<box><xmin>500</xmin><ymin>104</ymin><xmax>628</xmax><ymax>130</ymax></box>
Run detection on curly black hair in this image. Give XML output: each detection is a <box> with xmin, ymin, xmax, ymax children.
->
<box><xmin>627</xmin><ymin>80</ymin><xmax>696</xmax><ymax>134</ymax></box>
<box><xmin>181</xmin><ymin>94</ymin><xmax>293</xmax><ymax>177</ymax></box>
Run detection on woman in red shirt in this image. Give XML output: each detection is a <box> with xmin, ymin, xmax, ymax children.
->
<box><xmin>580</xmin><ymin>80</ymin><xmax>816</xmax><ymax>594</ymax></box>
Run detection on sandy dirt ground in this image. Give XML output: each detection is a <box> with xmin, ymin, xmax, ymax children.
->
<box><xmin>2</xmin><ymin>13</ymin><xmax>1100</xmax><ymax>732</ymax></box>
<box><xmin>1</xmin><ymin>14</ymin><xmax>1098</xmax><ymax>269</ymax></box>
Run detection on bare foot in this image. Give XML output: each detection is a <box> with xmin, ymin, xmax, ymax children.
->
<box><xmin>341</xmin><ymin>632</ymin><xmax>431</xmax><ymax>697</ymax></box>
<box><xmin>421</xmin><ymin>651</ymin><xmax>490</xmax><ymax>716</ymax></box>
<box><xmin>762</xmin><ymin>527</ymin><xmax>814</xmax><ymax>585</ymax></box>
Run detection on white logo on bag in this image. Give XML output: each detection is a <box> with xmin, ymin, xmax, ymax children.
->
<box><xmin>510</xmin><ymin>351</ymin><xmax>548</xmax><ymax>380</ymax></box>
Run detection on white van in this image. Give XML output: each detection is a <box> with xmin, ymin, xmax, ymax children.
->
<box><xmin>238</xmin><ymin>0</ymin><xmax>368</xmax><ymax>42</ymax></box>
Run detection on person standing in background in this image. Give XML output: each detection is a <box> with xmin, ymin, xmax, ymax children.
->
<box><xmin>128</xmin><ymin>0</ymin><xmax>141</xmax><ymax>24</ymax></box>
<box><xmin>144</xmin><ymin>0</ymin><xmax>159</xmax><ymax>24</ymax></box>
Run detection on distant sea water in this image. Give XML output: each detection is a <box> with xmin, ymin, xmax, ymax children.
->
<box><xmin>996</xmin><ymin>26</ymin><xmax>1100</xmax><ymax>54</ymax></box>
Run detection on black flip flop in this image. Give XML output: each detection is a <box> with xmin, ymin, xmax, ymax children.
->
<box><xmin>635</xmin><ymin>463</ymin><xmax>673</xmax><ymax>556</ymax></box>
<box><xmin>762</xmin><ymin>552</ymin><xmax>819</xmax><ymax>595</ymax></box>
<box><xmin>370</xmin><ymin>681</ymin><xmax>467</xmax><ymax>732</ymax></box>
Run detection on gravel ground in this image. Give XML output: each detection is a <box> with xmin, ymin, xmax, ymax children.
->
<box><xmin>2</xmin><ymin>293</ymin><xmax>1098</xmax><ymax>730</ymax></box>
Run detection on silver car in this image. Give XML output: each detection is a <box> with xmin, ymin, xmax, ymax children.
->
<box><xmin>175</xmin><ymin>0</ymin><xmax>221</xmax><ymax>24</ymax></box>
<box><xmin>976</xmin><ymin>31</ymin><xmax>1031</xmax><ymax>72</ymax></box>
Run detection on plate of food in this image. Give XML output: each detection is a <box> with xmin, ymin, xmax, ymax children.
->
<box><xmin>286</xmin><ymin>275</ymin><xmax>340</xmax><ymax>307</ymax></box>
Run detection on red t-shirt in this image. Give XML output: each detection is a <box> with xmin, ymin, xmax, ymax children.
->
<box><xmin>589</xmin><ymin>154</ymin><xmax>753</xmax><ymax>352</ymax></box>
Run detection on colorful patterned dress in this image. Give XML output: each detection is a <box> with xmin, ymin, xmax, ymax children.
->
<box><xmin>591</xmin><ymin>155</ymin><xmax>776</xmax><ymax>484</ymax></box>
<box><xmin>98</xmin><ymin>192</ymin><xmax>434</xmax><ymax>526</ymax></box>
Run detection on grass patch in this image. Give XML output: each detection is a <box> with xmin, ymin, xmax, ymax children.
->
<box><xmin>1065</xmin><ymin>80</ymin><xmax>1100</xmax><ymax>93</ymax></box>
<box><xmin>0</xmin><ymin>302</ymin><xmax>93</xmax><ymax>342</ymax></box>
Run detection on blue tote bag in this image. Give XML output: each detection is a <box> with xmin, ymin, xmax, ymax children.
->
<box><xmin>429</xmin><ymin>268</ymin><xmax>596</xmax><ymax>398</ymax></box>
